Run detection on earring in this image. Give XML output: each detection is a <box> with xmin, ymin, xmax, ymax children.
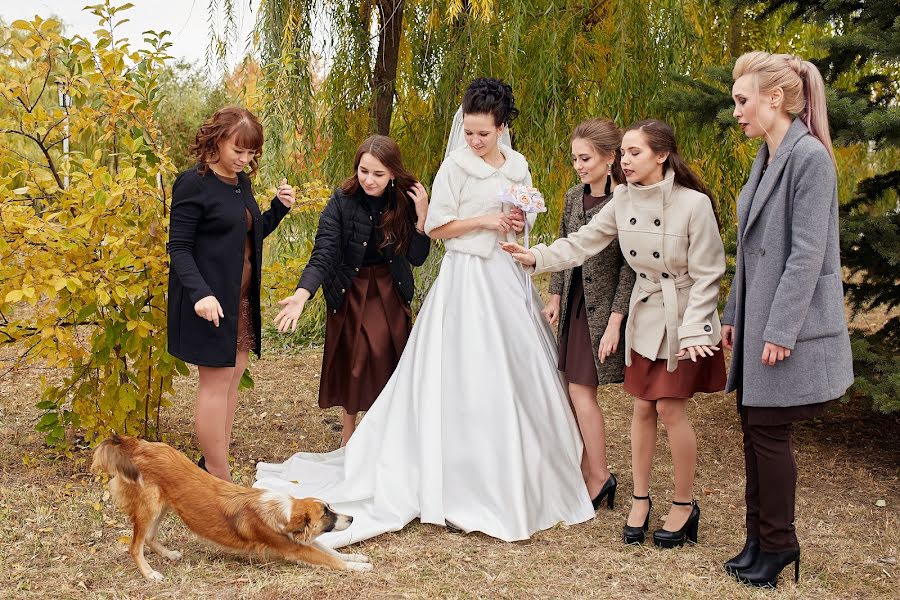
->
<box><xmin>605</xmin><ymin>165</ymin><xmax>613</xmax><ymax>195</ymax></box>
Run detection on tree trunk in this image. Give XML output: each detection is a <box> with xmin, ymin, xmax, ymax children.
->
<box><xmin>728</xmin><ymin>6</ymin><xmax>743</xmax><ymax>58</ymax></box>
<box><xmin>372</xmin><ymin>0</ymin><xmax>404</xmax><ymax>135</ymax></box>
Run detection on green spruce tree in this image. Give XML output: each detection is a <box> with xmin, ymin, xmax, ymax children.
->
<box><xmin>664</xmin><ymin>0</ymin><xmax>900</xmax><ymax>413</ymax></box>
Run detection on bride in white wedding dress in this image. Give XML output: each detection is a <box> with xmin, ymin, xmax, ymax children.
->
<box><xmin>255</xmin><ymin>78</ymin><xmax>594</xmax><ymax>548</ymax></box>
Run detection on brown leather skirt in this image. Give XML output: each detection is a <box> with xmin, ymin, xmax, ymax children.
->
<box><xmin>319</xmin><ymin>264</ymin><xmax>412</xmax><ymax>414</ymax></box>
<box><xmin>624</xmin><ymin>349</ymin><xmax>726</xmax><ymax>401</ymax></box>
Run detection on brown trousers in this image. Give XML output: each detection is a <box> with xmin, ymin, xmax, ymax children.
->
<box><xmin>741</xmin><ymin>410</ymin><xmax>799</xmax><ymax>552</ymax></box>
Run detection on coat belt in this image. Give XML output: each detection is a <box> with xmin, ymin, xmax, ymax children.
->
<box><xmin>628</xmin><ymin>273</ymin><xmax>694</xmax><ymax>372</ymax></box>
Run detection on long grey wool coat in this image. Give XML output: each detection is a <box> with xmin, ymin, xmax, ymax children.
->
<box><xmin>722</xmin><ymin>119</ymin><xmax>853</xmax><ymax>407</ymax></box>
<box><xmin>549</xmin><ymin>184</ymin><xmax>635</xmax><ymax>384</ymax></box>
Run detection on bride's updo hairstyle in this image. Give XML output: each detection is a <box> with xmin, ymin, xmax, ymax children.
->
<box><xmin>462</xmin><ymin>78</ymin><xmax>520</xmax><ymax>127</ymax></box>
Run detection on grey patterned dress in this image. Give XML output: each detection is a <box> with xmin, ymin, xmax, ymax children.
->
<box><xmin>550</xmin><ymin>183</ymin><xmax>635</xmax><ymax>385</ymax></box>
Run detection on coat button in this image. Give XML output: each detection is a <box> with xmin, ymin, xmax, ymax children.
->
<box><xmin>588</xmin><ymin>306</ymin><xmax>595</xmax><ymax>312</ymax></box>
<box><xmin>629</xmin><ymin>217</ymin><xmax>637</xmax><ymax>225</ymax></box>
<box><xmin>584</xmin><ymin>276</ymin><xmax>592</xmax><ymax>283</ymax></box>
<box><xmin>654</xmin><ymin>219</ymin><xmax>661</xmax><ymax>226</ymax></box>
<box><xmin>661</xmin><ymin>273</ymin><xmax>669</xmax><ymax>278</ymax></box>
<box><xmin>653</xmin><ymin>251</ymin><xmax>660</xmax><ymax>258</ymax></box>
<box><xmin>341</xmin><ymin>288</ymin><xmax>345</xmax><ymax>293</ymax></box>
<box><xmin>629</xmin><ymin>250</ymin><xmax>636</xmax><ymax>257</ymax></box>
<box><xmin>333</xmin><ymin>309</ymin><xmax>337</xmax><ymax>314</ymax></box>
<box><xmin>760</xmin><ymin>248</ymin><xmax>766</xmax><ymax>256</ymax></box>
<box><xmin>640</xmin><ymin>273</ymin><xmax>647</xmax><ymax>278</ymax></box>
<box><xmin>355</xmin><ymin>267</ymin><xmax>359</xmax><ymax>272</ymax></box>
<box><xmin>704</xmin><ymin>324</ymin><xmax>712</xmax><ymax>332</ymax></box>
<box><xmin>363</xmin><ymin>241</ymin><xmax>368</xmax><ymax>247</ymax></box>
<box><xmin>369</xmin><ymin>215</ymin><xmax>373</xmax><ymax>221</ymax></box>
<box><xmin>235</xmin><ymin>188</ymin><xmax>241</xmax><ymax>194</ymax></box>
<box><xmin>641</xmin><ymin>297</ymin><xmax>648</xmax><ymax>303</ymax></box>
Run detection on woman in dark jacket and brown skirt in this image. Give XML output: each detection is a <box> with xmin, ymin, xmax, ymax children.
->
<box><xmin>275</xmin><ymin>135</ymin><xmax>430</xmax><ymax>446</ymax></box>
<box><xmin>167</xmin><ymin>106</ymin><xmax>295</xmax><ymax>481</ymax></box>
<box><xmin>543</xmin><ymin>118</ymin><xmax>635</xmax><ymax>511</ymax></box>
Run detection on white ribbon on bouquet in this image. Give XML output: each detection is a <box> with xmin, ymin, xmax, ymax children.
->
<box><xmin>498</xmin><ymin>185</ymin><xmax>547</xmax><ymax>311</ymax></box>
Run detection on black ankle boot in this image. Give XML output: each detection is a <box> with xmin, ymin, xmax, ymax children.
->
<box><xmin>725</xmin><ymin>537</ymin><xmax>760</xmax><ymax>576</ymax></box>
<box><xmin>623</xmin><ymin>494</ymin><xmax>652</xmax><ymax>544</ymax></box>
<box><xmin>591</xmin><ymin>473</ymin><xmax>618</xmax><ymax>510</ymax></box>
<box><xmin>735</xmin><ymin>548</ymin><xmax>800</xmax><ymax>588</ymax></box>
<box><xmin>197</xmin><ymin>455</ymin><xmax>208</xmax><ymax>472</ymax></box>
<box><xmin>652</xmin><ymin>500</ymin><xmax>700</xmax><ymax>548</ymax></box>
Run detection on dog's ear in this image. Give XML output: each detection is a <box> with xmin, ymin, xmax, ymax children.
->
<box><xmin>287</xmin><ymin>500</ymin><xmax>319</xmax><ymax>543</ymax></box>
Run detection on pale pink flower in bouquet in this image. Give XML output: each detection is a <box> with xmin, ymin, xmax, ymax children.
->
<box><xmin>500</xmin><ymin>185</ymin><xmax>546</xmax><ymax>215</ymax></box>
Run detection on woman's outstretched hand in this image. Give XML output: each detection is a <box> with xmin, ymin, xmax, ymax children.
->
<box><xmin>676</xmin><ymin>344</ymin><xmax>720</xmax><ymax>362</ymax></box>
<box><xmin>274</xmin><ymin>288</ymin><xmax>312</xmax><ymax>332</ymax></box>
<box><xmin>499</xmin><ymin>241</ymin><xmax>536</xmax><ymax>266</ymax></box>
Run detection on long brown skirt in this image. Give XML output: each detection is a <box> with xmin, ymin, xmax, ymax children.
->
<box><xmin>624</xmin><ymin>349</ymin><xmax>726</xmax><ymax>401</ymax></box>
<box><xmin>319</xmin><ymin>264</ymin><xmax>412</xmax><ymax>414</ymax></box>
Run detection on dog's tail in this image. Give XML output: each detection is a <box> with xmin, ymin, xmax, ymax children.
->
<box><xmin>91</xmin><ymin>435</ymin><xmax>142</xmax><ymax>484</ymax></box>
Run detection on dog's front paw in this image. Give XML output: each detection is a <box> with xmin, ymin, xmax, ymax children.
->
<box><xmin>163</xmin><ymin>549</ymin><xmax>182</xmax><ymax>561</ymax></box>
<box><xmin>344</xmin><ymin>553</ymin><xmax>369</xmax><ymax>563</ymax></box>
<box><xmin>145</xmin><ymin>570</ymin><xmax>165</xmax><ymax>582</ymax></box>
<box><xmin>345</xmin><ymin>561</ymin><xmax>373</xmax><ymax>572</ymax></box>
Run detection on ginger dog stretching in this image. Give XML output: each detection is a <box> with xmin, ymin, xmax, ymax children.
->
<box><xmin>91</xmin><ymin>435</ymin><xmax>371</xmax><ymax>580</ymax></box>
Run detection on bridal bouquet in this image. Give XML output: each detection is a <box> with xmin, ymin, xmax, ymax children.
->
<box><xmin>498</xmin><ymin>185</ymin><xmax>547</xmax><ymax>310</ymax></box>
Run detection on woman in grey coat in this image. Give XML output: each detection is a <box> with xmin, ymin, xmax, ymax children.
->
<box><xmin>543</xmin><ymin>118</ymin><xmax>635</xmax><ymax>511</ymax></box>
<box><xmin>722</xmin><ymin>51</ymin><xmax>854</xmax><ymax>588</ymax></box>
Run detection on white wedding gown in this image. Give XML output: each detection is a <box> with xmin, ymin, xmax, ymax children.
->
<box><xmin>255</xmin><ymin>248</ymin><xmax>595</xmax><ymax>548</ymax></box>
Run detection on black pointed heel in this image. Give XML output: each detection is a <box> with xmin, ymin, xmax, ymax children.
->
<box><xmin>591</xmin><ymin>473</ymin><xmax>618</xmax><ymax>510</ymax></box>
<box><xmin>623</xmin><ymin>494</ymin><xmax>652</xmax><ymax>545</ymax></box>
<box><xmin>735</xmin><ymin>548</ymin><xmax>800</xmax><ymax>588</ymax></box>
<box><xmin>725</xmin><ymin>537</ymin><xmax>760</xmax><ymax>576</ymax></box>
<box><xmin>652</xmin><ymin>499</ymin><xmax>700</xmax><ymax>548</ymax></box>
<box><xmin>197</xmin><ymin>455</ymin><xmax>208</xmax><ymax>472</ymax></box>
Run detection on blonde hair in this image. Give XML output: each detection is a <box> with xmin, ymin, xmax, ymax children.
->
<box><xmin>571</xmin><ymin>118</ymin><xmax>625</xmax><ymax>184</ymax></box>
<box><xmin>733</xmin><ymin>51</ymin><xmax>835</xmax><ymax>165</ymax></box>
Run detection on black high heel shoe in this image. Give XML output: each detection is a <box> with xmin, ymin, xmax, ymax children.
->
<box><xmin>197</xmin><ymin>455</ymin><xmax>208</xmax><ymax>472</ymax></box>
<box><xmin>591</xmin><ymin>474</ymin><xmax>618</xmax><ymax>510</ymax></box>
<box><xmin>735</xmin><ymin>548</ymin><xmax>800</xmax><ymax>588</ymax></box>
<box><xmin>652</xmin><ymin>500</ymin><xmax>700</xmax><ymax>548</ymax></box>
<box><xmin>724</xmin><ymin>537</ymin><xmax>760</xmax><ymax>576</ymax></box>
<box><xmin>623</xmin><ymin>494</ymin><xmax>652</xmax><ymax>544</ymax></box>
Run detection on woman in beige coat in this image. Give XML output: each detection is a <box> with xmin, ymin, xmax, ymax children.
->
<box><xmin>503</xmin><ymin>119</ymin><xmax>726</xmax><ymax>548</ymax></box>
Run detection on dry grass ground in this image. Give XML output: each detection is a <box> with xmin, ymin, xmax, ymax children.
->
<box><xmin>1</xmin><ymin>349</ymin><xmax>898</xmax><ymax>599</ymax></box>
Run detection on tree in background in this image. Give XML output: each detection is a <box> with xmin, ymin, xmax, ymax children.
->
<box><xmin>0</xmin><ymin>6</ymin><xmax>180</xmax><ymax>448</ymax></box>
<box><xmin>663</xmin><ymin>0</ymin><xmax>900</xmax><ymax>413</ymax></box>
<box><xmin>0</xmin><ymin>4</ymin><xmax>325</xmax><ymax>449</ymax></box>
<box><xmin>231</xmin><ymin>1</ymin><xmax>837</xmax><ymax>337</ymax></box>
